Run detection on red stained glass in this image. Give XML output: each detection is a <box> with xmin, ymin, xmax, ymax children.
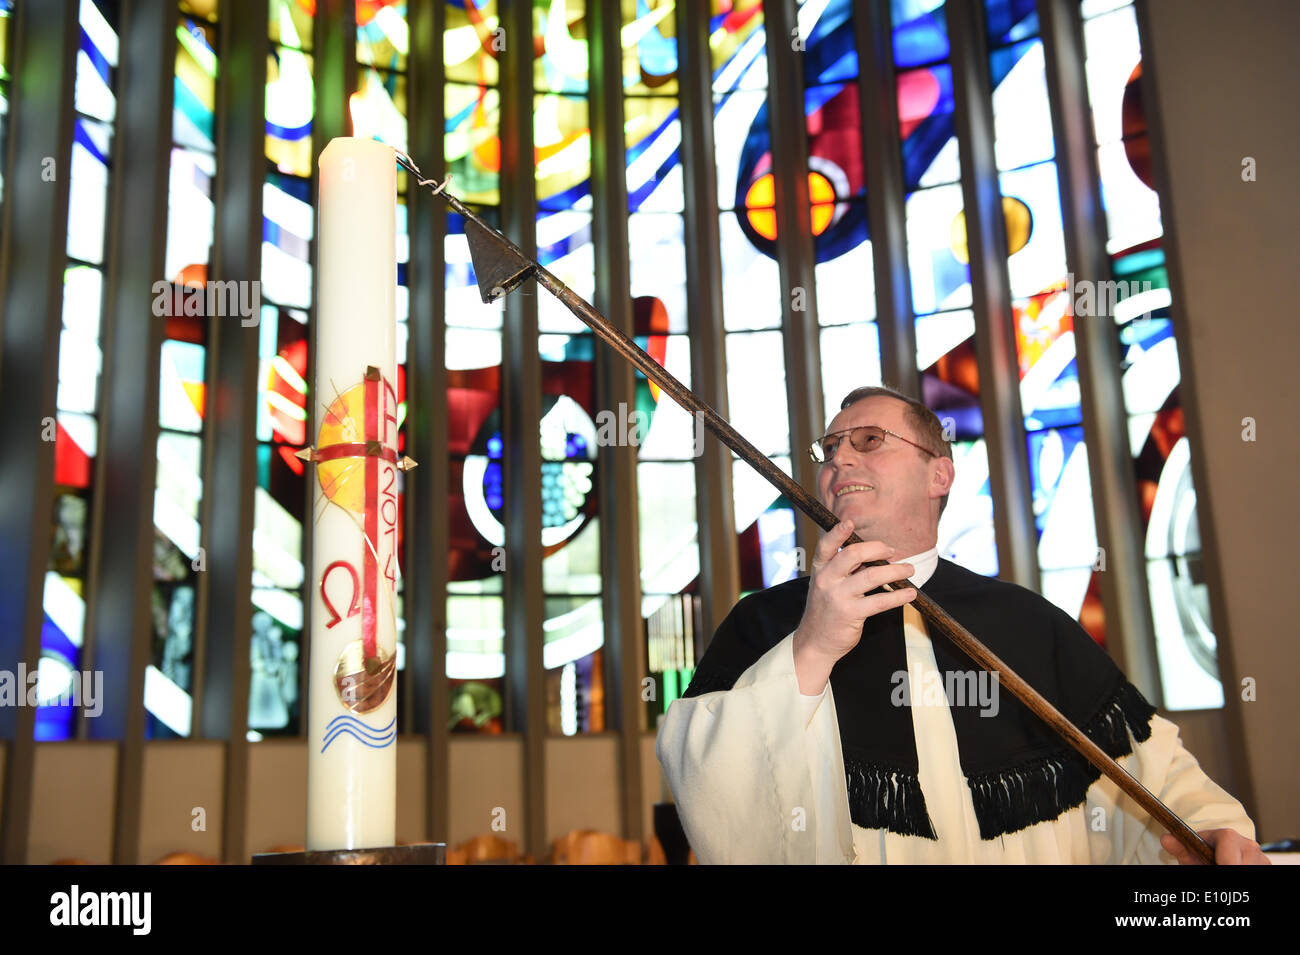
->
<box><xmin>54</xmin><ymin>424</ymin><xmax>93</xmax><ymax>488</ymax></box>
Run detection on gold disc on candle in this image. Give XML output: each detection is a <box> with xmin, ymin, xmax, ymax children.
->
<box><xmin>333</xmin><ymin>639</ymin><xmax>396</xmax><ymax>713</ymax></box>
<box><xmin>316</xmin><ymin>383</ymin><xmax>369</xmax><ymax>514</ymax></box>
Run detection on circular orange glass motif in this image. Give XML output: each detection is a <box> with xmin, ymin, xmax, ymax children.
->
<box><xmin>744</xmin><ymin>171</ymin><xmax>839</xmax><ymax>240</ymax></box>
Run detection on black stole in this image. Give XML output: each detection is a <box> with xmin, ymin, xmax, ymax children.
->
<box><xmin>683</xmin><ymin>558</ymin><xmax>1157</xmax><ymax>840</ymax></box>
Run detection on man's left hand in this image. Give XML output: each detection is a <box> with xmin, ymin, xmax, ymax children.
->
<box><xmin>1160</xmin><ymin>828</ymin><xmax>1271</xmax><ymax>865</ymax></box>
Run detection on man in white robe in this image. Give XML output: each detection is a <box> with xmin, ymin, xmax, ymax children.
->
<box><xmin>657</xmin><ymin>387</ymin><xmax>1266</xmax><ymax>865</ymax></box>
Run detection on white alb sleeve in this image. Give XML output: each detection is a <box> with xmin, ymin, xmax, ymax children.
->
<box><xmin>656</xmin><ymin>632</ymin><xmax>855</xmax><ymax>864</ymax></box>
<box><xmin>1085</xmin><ymin>714</ymin><xmax>1255</xmax><ymax>864</ymax></box>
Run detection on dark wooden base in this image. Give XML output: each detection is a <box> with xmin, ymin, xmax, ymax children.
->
<box><xmin>252</xmin><ymin>843</ymin><xmax>446</xmax><ymax>865</ymax></box>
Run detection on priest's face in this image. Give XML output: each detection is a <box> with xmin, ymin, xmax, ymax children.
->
<box><xmin>815</xmin><ymin>396</ymin><xmax>952</xmax><ymax>556</ymax></box>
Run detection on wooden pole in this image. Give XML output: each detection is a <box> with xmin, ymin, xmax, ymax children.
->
<box><xmin>396</xmin><ymin>153</ymin><xmax>1216</xmax><ymax>866</ymax></box>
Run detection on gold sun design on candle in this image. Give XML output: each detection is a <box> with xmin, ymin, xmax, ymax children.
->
<box><xmin>316</xmin><ymin>382</ymin><xmax>372</xmax><ymax>514</ymax></box>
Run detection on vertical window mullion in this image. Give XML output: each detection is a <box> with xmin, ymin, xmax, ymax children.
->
<box><xmin>947</xmin><ymin>0</ymin><xmax>1038</xmax><ymax>589</ymax></box>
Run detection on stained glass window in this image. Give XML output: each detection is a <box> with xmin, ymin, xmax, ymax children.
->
<box><xmin>148</xmin><ymin>2</ymin><xmax>219</xmax><ymax>740</ymax></box>
<box><xmin>708</xmin><ymin>2</ymin><xmax>798</xmax><ymax>595</ymax></box>
<box><xmin>2</xmin><ymin>0</ymin><xmax>1233</xmax><ymax>755</ymax></box>
<box><xmin>621</xmin><ymin>2</ymin><xmax>700</xmax><ymax>727</ymax></box>
<box><xmin>1082</xmin><ymin>0</ymin><xmax>1221</xmax><ymax>708</ymax></box>
<box><xmin>266</xmin><ymin>0</ymin><xmax>313</xmax><ymax>178</ymax></box>
<box><xmin>445</xmin><ymin>0</ymin><xmax>506</xmax><ymax>734</ymax></box>
<box><xmin>984</xmin><ymin>0</ymin><xmax>1102</xmax><ymax>636</ymax></box>
<box><xmin>248</xmin><ymin>0</ymin><xmax>316</xmax><ymax>737</ymax></box>
<box><xmin>532</xmin><ymin>0</ymin><xmax>604</xmax><ymax>735</ymax></box>
<box><xmin>891</xmin><ymin>0</ymin><xmax>997</xmax><ymax>577</ymax></box>
<box><xmin>796</xmin><ymin>0</ymin><xmax>883</xmax><ymax>428</ymax></box>
<box><xmin>36</xmin><ymin>0</ymin><xmax>119</xmax><ymax>741</ymax></box>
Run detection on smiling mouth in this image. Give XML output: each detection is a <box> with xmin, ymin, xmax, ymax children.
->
<box><xmin>835</xmin><ymin>484</ymin><xmax>874</xmax><ymax>498</ymax></box>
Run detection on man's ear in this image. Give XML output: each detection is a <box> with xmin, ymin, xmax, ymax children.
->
<box><xmin>931</xmin><ymin>456</ymin><xmax>955</xmax><ymax>499</ymax></box>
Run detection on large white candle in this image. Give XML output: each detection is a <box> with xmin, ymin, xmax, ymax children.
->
<box><xmin>306</xmin><ymin>138</ymin><xmax>399</xmax><ymax>850</ymax></box>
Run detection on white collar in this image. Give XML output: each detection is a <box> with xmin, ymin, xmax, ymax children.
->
<box><xmin>897</xmin><ymin>546</ymin><xmax>940</xmax><ymax>588</ymax></box>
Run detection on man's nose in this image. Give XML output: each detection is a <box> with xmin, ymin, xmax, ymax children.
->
<box><xmin>829</xmin><ymin>436</ymin><xmax>861</xmax><ymax>466</ymax></box>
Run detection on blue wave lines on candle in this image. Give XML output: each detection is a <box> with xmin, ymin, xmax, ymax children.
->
<box><xmin>320</xmin><ymin>714</ymin><xmax>396</xmax><ymax>753</ymax></box>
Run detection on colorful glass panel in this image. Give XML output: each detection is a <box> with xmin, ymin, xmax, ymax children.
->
<box><xmin>38</xmin><ymin>0</ymin><xmax>121</xmax><ymax>740</ymax></box>
<box><xmin>1082</xmin><ymin>1</ymin><xmax>1220</xmax><ymax>708</ymax></box>
<box><xmin>444</xmin><ymin>0</ymin><xmax>505</xmax><ymax>724</ymax></box>
<box><xmin>149</xmin><ymin>3</ymin><xmax>219</xmax><ymax>739</ymax></box>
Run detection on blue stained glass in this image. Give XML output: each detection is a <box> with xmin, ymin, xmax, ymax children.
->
<box><xmin>710</xmin><ymin>4</ymin><xmax>768</xmax><ymax>94</ymax></box>
<box><xmin>445</xmin><ymin>93</ymin><xmax>477</xmax><ymax>133</ymax></box>
<box><xmin>990</xmin><ymin>39</ymin><xmax>1055</xmax><ymax>171</ymax></box>
<box><xmin>891</xmin><ymin>0</ymin><xmax>949</xmax><ymax>68</ymax></box>
<box><xmin>78</xmin><ymin>25</ymin><xmax>112</xmax><ymax>86</ymax></box>
<box><xmin>984</xmin><ymin>0</ymin><xmax>1039</xmax><ymax>47</ymax></box>
<box><xmin>898</xmin><ymin>65</ymin><xmax>956</xmax><ymax>190</ymax></box>
<box><xmin>1027</xmin><ymin>424</ymin><xmax>1085</xmax><ymax>531</ymax></box>
<box><xmin>989</xmin><ymin>37</ymin><xmax>1039</xmax><ymax>88</ymax></box>
<box><xmin>1023</xmin><ymin>354</ymin><xmax>1083</xmax><ymax>431</ymax></box>
<box><xmin>174</xmin><ymin>18</ymin><xmax>217</xmax><ymax>153</ymax></box>
<box><xmin>905</xmin><ymin>184</ymin><xmax>971</xmax><ymax>313</ymax></box>
<box><xmin>537</xmin><ymin>210</ymin><xmax>593</xmax><ymax>333</ymax></box>
<box><xmin>713</xmin><ymin>89</ymin><xmax>768</xmax><ymax>210</ymax></box>
<box><xmin>805</xmin><ymin>82</ymin><xmax>846</xmax><ymax>119</ymax></box>
<box><xmin>73</xmin><ymin>116</ymin><xmax>109</xmax><ymax>166</ymax></box>
<box><xmin>265</xmin><ymin>50</ymin><xmax>313</xmax><ymax>141</ymax></box>
<box><xmin>1027</xmin><ymin>426</ymin><xmax>1098</xmax><ymax>577</ymax></box>
<box><xmin>937</xmin><ymin>439</ymin><xmax>998</xmax><ymax>577</ymax></box>
<box><xmin>484</xmin><ymin>427</ymin><xmax>504</xmax><ymax>512</ymax></box>
<box><xmin>74</xmin><ymin>0</ymin><xmax>118</xmax><ymax>123</ymax></box>
<box><xmin>34</xmin><ymin>595</ymin><xmax>85</xmax><ymax>740</ymax></box>
<box><xmin>801</xmin><ymin>0</ymin><xmax>858</xmax><ymax>85</ymax></box>
<box><xmin>813</xmin><ymin>194</ymin><xmax>870</xmax><ymax>264</ymax></box>
<box><xmin>1119</xmin><ymin>314</ymin><xmax>1172</xmax><ymax>353</ymax></box>
<box><xmin>625</xmin><ymin>101</ymin><xmax>682</xmax><ymax>213</ymax></box>
<box><xmin>484</xmin><ymin>465</ymin><xmax>503</xmax><ymax>511</ymax></box>
<box><xmin>537</xmin><ymin>213</ymin><xmax>592</xmax><ymax>265</ymax></box>
<box><xmin>629</xmin><ymin>0</ymin><xmax>678</xmax><ymax>80</ymax></box>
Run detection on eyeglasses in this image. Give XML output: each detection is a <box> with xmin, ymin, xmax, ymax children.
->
<box><xmin>808</xmin><ymin>425</ymin><xmax>938</xmax><ymax>464</ymax></box>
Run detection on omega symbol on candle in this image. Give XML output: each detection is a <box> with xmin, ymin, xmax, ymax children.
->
<box><xmin>315</xmin><ymin>366</ymin><xmax>399</xmax><ymax>714</ymax></box>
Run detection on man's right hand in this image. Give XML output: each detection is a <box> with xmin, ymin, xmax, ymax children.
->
<box><xmin>791</xmin><ymin>521</ymin><xmax>918</xmax><ymax>695</ymax></box>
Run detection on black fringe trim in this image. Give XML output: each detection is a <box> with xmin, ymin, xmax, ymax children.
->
<box><xmin>967</xmin><ymin>680</ymin><xmax>1158</xmax><ymax>840</ymax></box>
<box><xmin>844</xmin><ymin>755</ymin><xmax>938</xmax><ymax>840</ymax></box>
